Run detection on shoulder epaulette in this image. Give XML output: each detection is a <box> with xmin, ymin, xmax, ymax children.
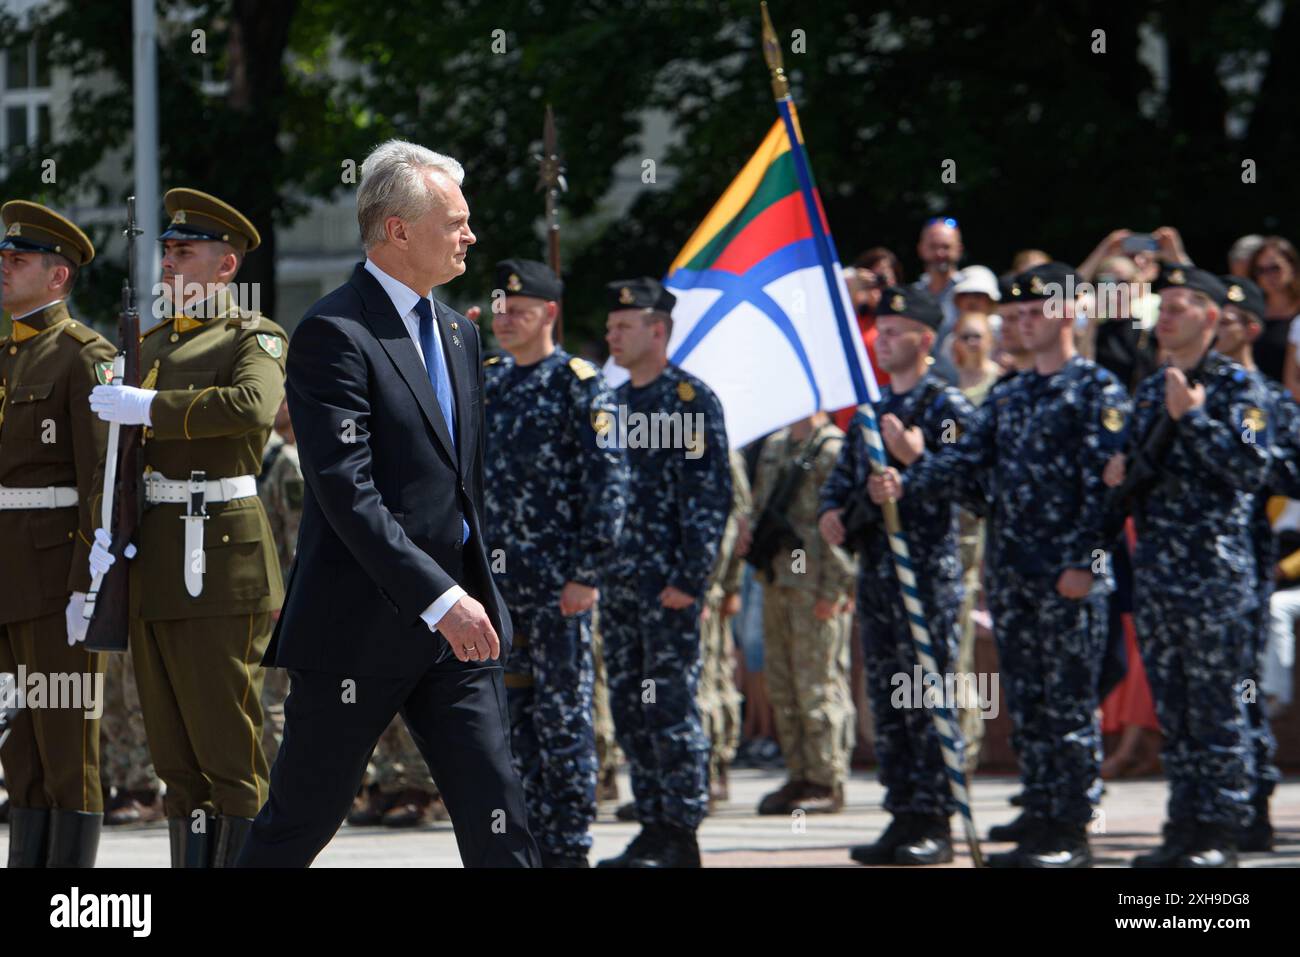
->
<box><xmin>568</xmin><ymin>356</ymin><xmax>596</xmax><ymax>381</ymax></box>
<box><xmin>61</xmin><ymin>320</ymin><xmax>99</xmax><ymax>345</ymax></box>
<box><xmin>141</xmin><ymin>321</ymin><xmax>172</xmax><ymax>340</ymax></box>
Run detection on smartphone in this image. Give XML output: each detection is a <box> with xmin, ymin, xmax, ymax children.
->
<box><xmin>1122</xmin><ymin>233</ymin><xmax>1159</xmax><ymax>254</ymax></box>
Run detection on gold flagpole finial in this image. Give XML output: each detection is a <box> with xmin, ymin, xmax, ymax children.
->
<box><xmin>760</xmin><ymin>2</ymin><xmax>790</xmax><ymax>101</ymax></box>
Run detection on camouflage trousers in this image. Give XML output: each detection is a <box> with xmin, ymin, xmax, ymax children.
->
<box><xmin>860</xmin><ymin>576</ymin><xmax>958</xmax><ymax>817</ymax></box>
<box><xmin>1248</xmin><ymin>596</ymin><xmax>1281</xmax><ymax>803</ymax></box>
<box><xmin>697</xmin><ymin>585</ymin><xmax>742</xmax><ymax>785</ymax></box>
<box><xmin>762</xmin><ymin>584</ymin><xmax>854</xmax><ymax>789</ymax></box>
<box><xmin>260</xmin><ymin>665</ymin><xmax>290</xmax><ymax>768</ymax></box>
<box><xmin>100</xmin><ymin>649</ymin><xmax>158</xmax><ymax>793</ymax></box>
<box><xmin>1135</xmin><ymin>597</ymin><xmax>1255</xmax><ymax>828</ymax></box>
<box><xmin>602</xmin><ymin>579</ymin><xmax>709</xmax><ymax>830</ymax></box>
<box><xmin>367</xmin><ymin>716</ymin><xmax>437</xmax><ymax>794</ymax></box>
<box><xmin>990</xmin><ymin>572</ymin><xmax>1106</xmax><ymax>826</ymax></box>
<box><xmin>591</xmin><ymin>606</ymin><xmax>621</xmax><ymax>777</ymax></box>
<box><xmin>504</xmin><ymin>596</ymin><xmax>598</xmax><ymax>856</ymax></box>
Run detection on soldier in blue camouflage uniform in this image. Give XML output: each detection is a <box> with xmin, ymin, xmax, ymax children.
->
<box><xmin>481</xmin><ymin>259</ymin><xmax>628</xmax><ymax>868</ymax></box>
<box><xmin>873</xmin><ymin>262</ymin><xmax>1130</xmax><ymax>868</ymax></box>
<box><xmin>1108</xmin><ymin>267</ymin><xmax>1270</xmax><ymax>868</ymax></box>
<box><xmin>1199</xmin><ymin>274</ymin><xmax>1294</xmax><ymax>855</ymax></box>
<box><xmin>818</xmin><ymin>287</ymin><xmax>976</xmax><ymax>866</ymax></box>
<box><xmin>595</xmin><ymin>278</ymin><xmax>732</xmax><ymax>869</ymax></box>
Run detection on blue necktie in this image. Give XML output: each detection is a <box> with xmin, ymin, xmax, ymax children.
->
<box><xmin>415</xmin><ymin>297</ymin><xmax>470</xmax><ymax>545</ymax></box>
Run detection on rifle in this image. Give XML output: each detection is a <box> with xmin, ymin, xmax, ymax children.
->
<box><xmin>1103</xmin><ymin>349</ymin><xmax>1217</xmax><ymax>541</ymax></box>
<box><xmin>83</xmin><ymin>197</ymin><xmax>144</xmax><ymax>652</ymax></box>
<box><xmin>746</xmin><ymin>432</ymin><xmax>833</xmax><ymax>580</ymax></box>
<box><xmin>535</xmin><ymin>104</ymin><xmax>567</xmax><ymax>345</ymax></box>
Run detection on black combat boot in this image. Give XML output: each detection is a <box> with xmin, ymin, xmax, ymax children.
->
<box><xmin>986</xmin><ymin>814</ymin><xmax>1050</xmax><ymax>868</ymax></box>
<box><xmin>1176</xmin><ymin>823</ymin><xmax>1238</xmax><ymax>868</ymax></box>
<box><xmin>7</xmin><ymin>807</ymin><xmax>51</xmax><ymax>868</ymax></box>
<box><xmin>211</xmin><ymin>815</ymin><xmax>254</xmax><ymax>868</ymax></box>
<box><xmin>629</xmin><ymin>824</ymin><xmax>701</xmax><ymax>868</ymax></box>
<box><xmin>45</xmin><ymin>810</ymin><xmax>102</xmax><ymax>868</ymax></box>
<box><xmin>540</xmin><ymin>849</ymin><xmax>591</xmax><ymax>868</ymax></box>
<box><xmin>168</xmin><ymin>813</ymin><xmax>214</xmax><ymax>868</ymax></box>
<box><xmin>1132</xmin><ymin>819</ymin><xmax>1197</xmax><ymax>868</ymax></box>
<box><xmin>849</xmin><ymin>813</ymin><xmax>916</xmax><ymax>865</ymax></box>
<box><xmin>1020</xmin><ymin>820</ymin><xmax>1092</xmax><ymax>868</ymax></box>
<box><xmin>596</xmin><ymin>825</ymin><xmax>665</xmax><ymax>868</ymax></box>
<box><xmin>894</xmin><ymin>814</ymin><xmax>954</xmax><ymax>866</ymax></box>
<box><xmin>1238</xmin><ymin>794</ymin><xmax>1273</xmax><ymax>853</ymax></box>
<box><xmin>987</xmin><ymin>811</ymin><xmax>1036</xmax><ymax>843</ymax></box>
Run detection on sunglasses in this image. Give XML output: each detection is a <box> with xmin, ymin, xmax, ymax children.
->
<box><xmin>1255</xmin><ymin>264</ymin><xmax>1284</xmax><ymax>275</ymax></box>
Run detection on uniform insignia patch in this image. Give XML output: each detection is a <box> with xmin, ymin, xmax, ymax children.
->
<box><xmin>1029</xmin><ymin>275</ymin><xmax>1044</xmax><ymax>295</ymax></box>
<box><xmin>1101</xmin><ymin>407</ymin><xmax>1125</xmax><ymax>432</ymax></box>
<box><xmin>890</xmin><ymin>294</ymin><xmax>906</xmax><ymax>312</ymax></box>
<box><xmin>569</xmin><ymin>356</ymin><xmax>596</xmax><ymax>381</ymax></box>
<box><xmin>173</xmin><ymin>210</ymin><xmax>187</xmax><ymax>225</ymax></box>
<box><xmin>6</xmin><ymin>223</ymin><xmax>20</xmax><ymax>236</ymax></box>
<box><xmin>1227</xmin><ymin>284</ymin><xmax>1245</xmax><ymax>302</ymax></box>
<box><xmin>677</xmin><ymin>380</ymin><xmax>696</xmax><ymax>402</ymax></box>
<box><xmin>619</xmin><ymin>286</ymin><xmax>635</xmax><ymax>305</ymax></box>
<box><xmin>484</xmin><ymin>355</ymin><xmax>502</xmax><ymax>366</ymax></box>
<box><xmin>1168</xmin><ymin>268</ymin><xmax>1186</xmax><ymax>285</ymax></box>
<box><xmin>1243</xmin><ymin>407</ymin><xmax>1267</xmax><ymax>433</ymax></box>
<box><xmin>506</xmin><ymin>273</ymin><xmax>523</xmax><ymax>293</ymax></box>
<box><xmin>592</xmin><ymin>410</ymin><xmax>614</xmax><ymax>436</ymax></box>
<box><xmin>94</xmin><ymin>361</ymin><xmax>114</xmax><ymax>385</ymax></box>
<box><xmin>256</xmin><ymin>333</ymin><xmax>284</xmax><ymax>358</ymax></box>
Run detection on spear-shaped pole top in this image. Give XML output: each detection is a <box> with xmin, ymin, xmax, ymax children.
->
<box><xmin>760</xmin><ymin>2</ymin><xmax>790</xmax><ymax>101</ymax></box>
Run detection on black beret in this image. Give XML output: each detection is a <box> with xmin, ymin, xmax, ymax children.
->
<box><xmin>494</xmin><ymin>258</ymin><xmax>562</xmax><ymax>301</ymax></box>
<box><xmin>606</xmin><ymin>277</ymin><xmax>676</xmax><ymax>314</ymax></box>
<box><xmin>1008</xmin><ymin>261</ymin><xmax>1075</xmax><ymax>302</ymax></box>
<box><xmin>1218</xmin><ymin>274</ymin><xmax>1266</xmax><ymax>321</ymax></box>
<box><xmin>997</xmin><ymin>274</ymin><xmax>1020</xmax><ymax>303</ymax></box>
<box><xmin>876</xmin><ymin>285</ymin><xmax>943</xmax><ymax>331</ymax></box>
<box><xmin>1155</xmin><ymin>264</ymin><xmax>1227</xmax><ymax>304</ymax></box>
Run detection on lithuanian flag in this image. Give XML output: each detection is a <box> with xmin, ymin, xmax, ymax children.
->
<box><xmin>657</xmin><ymin>99</ymin><xmax>878</xmax><ymax>448</ymax></box>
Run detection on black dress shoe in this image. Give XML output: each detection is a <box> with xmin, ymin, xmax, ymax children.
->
<box><xmin>614</xmin><ymin>801</ymin><xmax>638</xmax><ymax>822</ymax></box>
<box><xmin>987</xmin><ymin>811</ymin><xmax>1036</xmax><ymax>843</ymax></box>
<box><xmin>628</xmin><ymin>825</ymin><xmax>701</xmax><ymax>868</ymax></box>
<box><xmin>1019</xmin><ymin>821</ymin><xmax>1092</xmax><ymax>868</ymax></box>
<box><xmin>1238</xmin><ymin>796</ymin><xmax>1273</xmax><ymax>852</ymax></box>
<box><xmin>894</xmin><ymin>815</ymin><xmax>954</xmax><ymax>865</ymax></box>
<box><xmin>1009</xmin><ymin>790</ymin><xmax>1026</xmax><ymax>807</ymax></box>
<box><xmin>986</xmin><ymin>815</ymin><xmax>1050</xmax><ymax>868</ymax></box>
<box><xmin>850</xmin><ymin>813</ymin><xmax>916</xmax><ymax>865</ymax></box>
<box><xmin>1132</xmin><ymin>820</ymin><xmax>1196</xmax><ymax>868</ymax></box>
<box><xmin>596</xmin><ymin>826</ymin><xmax>664</xmax><ymax>868</ymax></box>
<box><xmin>1175</xmin><ymin>824</ymin><xmax>1238</xmax><ymax>868</ymax></box>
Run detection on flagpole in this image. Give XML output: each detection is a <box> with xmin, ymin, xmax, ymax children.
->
<box><xmin>759</xmin><ymin>1</ymin><xmax>985</xmax><ymax>867</ymax></box>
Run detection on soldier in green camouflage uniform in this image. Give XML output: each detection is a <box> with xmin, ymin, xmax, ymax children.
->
<box><xmin>697</xmin><ymin>450</ymin><xmax>750</xmax><ymax>807</ymax></box>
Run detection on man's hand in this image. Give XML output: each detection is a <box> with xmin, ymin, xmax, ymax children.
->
<box><xmin>813</xmin><ymin>598</ymin><xmax>837</xmax><ymax>621</ymax></box>
<box><xmin>88</xmin><ymin>527</ymin><xmax>136</xmax><ymax>579</ymax></box>
<box><xmin>465</xmin><ymin>305</ymin><xmax>483</xmax><ymax>323</ymax></box>
<box><xmin>89</xmin><ymin>384</ymin><xmax>156</xmax><ymax>425</ymax></box>
<box><xmin>65</xmin><ymin>592</ymin><xmax>89</xmax><ymax>646</ymax></box>
<box><xmin>659</xmin><ymin>586</ymin><xmax>696</xmax><ymax>610</ymax></box>
<box><xmin>1165</xmin><ymin>367</ymin><xmax>1205</xmax><ymax>421</ymax></box>
<box><xmin>559</xmin><ymin>581</ymin><xmax>598</xmax><ymax>617</ymax></box>
<box><xmin>818</xmin><ymin>508</ymin><xmax>846</xmax><ymax>547</ymax></box>
<box><xmin>1153</xmin><ymin>226</ymin><xmax>1189</xmax><ymax>264</ymax></box>
<box><xmin>722</xmin><ymin>592</ymin><xmax>741</xmax><ymax>617</ymax></box>
<box><xmin>1103</xmin><ymin>452</ymin><xmax>1126</xmax><ymax>489</ymax></box>
<box><xmin>880</xmin><ymin>413</ymin><xmax>925</xmax><ymax>465</ymax></box>
<box><xmin>1056</xmin><ymin>568</ymin><xmax>1094</xmax><ymax>600</ymax></box>
<box><xmin>868</xmin><ymin>468</ymin><xmax>903</xmax><ymax>504</ymax></box>
<box><xmin>436</xmin><ymin>594</ymin><xmax>501</xmax><ymax>661</ymax></box>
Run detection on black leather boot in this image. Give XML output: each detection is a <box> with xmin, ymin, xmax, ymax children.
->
<box><xmin>7</xmin><ymin>807</ymin><xmax>51</xmax><ymax>868</ymax></box>
<box><xmin>1239</xmin><ymin>794</ymin><xmax>1273</xmax><ymax>853</ymax></box>
<box><xmin>168</xmin><ymin>812</ymin><xmax>214</xmax><ymax>868</ymax></box>
<box><xmin>596</xmin><ymin>825</ymin><xmax>665</xmax><ymax>868</ymax></box>
<box><xmin>45</xmin><ymin>810</ymin><xmax>102</xmax><ymax>867</ymax></box>
<box><xmin>986</xmin><ymin>814</ymin><xmax>1050</xmax><ymax>868</ymax></box>
<box><xmin>629</xmin><ymin>824</ymin><xmax>701</xmax><ymax>868</ymax></box>
<box><xmin>850</xmin><ymin>813</ymin><xmax>916</xmax><ymax>865</ymax></box>
<box><xmin>1132</xmin><ymin>819</ymin><xmax>1196</xmax><ymax>868</ymax></box>
<box><xmin>1020</xmin><ymin>820</ymin><xmax>1092</xmax><ymax>868</ymax></box>
<box><xmin>211</xmin><ymin>815</ymin><xmax>254</xmax><ymax>868</ymax></box>
<box><xmin>1176</xmin><ymin>823</ymin><xmax>1239</xmax><ymax>868</ymax></box>
<box><xmin>987</xmin><ymin>811</ymin><xmax>1035</xmax><ymax>843</ymax></box>
<box><xmin>894</xmin><ymin>814</ymin><xmax>954</xmax><ymax>865</ymax></box>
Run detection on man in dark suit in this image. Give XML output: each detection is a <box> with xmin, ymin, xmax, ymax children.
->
<box><xmin>237</xmin><ymin>140</ymin><xmax>539</xmax><ymax>867</ymax></box>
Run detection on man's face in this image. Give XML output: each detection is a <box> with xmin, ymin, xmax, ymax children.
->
<box><xmin>1017</xmin><ymin>299</ymin><xmax>1067</xmax><ymax>353</ymax></box>
<box><xmin>1213</xmin><ymin>306</ymin><xmax>1256</xmax><ymax>355</ymax></box>
<box><xmin>953</xmin><ymin>291</ymin><xmax>993</xmax><ymax>315</ymax></box>
<box><xmin>160</xmin><ymin>240</ymin><xmax>236</xmax><ymax>306</ymax></box>
<box><xmin>998</xmin><ymin>303</ymin><xmax>1027</xmax><ymax>353</ymax></box>
<box><xmin>492</xmin><ymin>295</ymin><xmax>554</xmax><ymax>354</ymax></box>
<box><xmin>403</xmin><ymin>171</ymin><xmax>475</xmax><ymax>287</ymax></box>
<box><xmin>917</xmin><ymin>224</ymin><xmax>962</xmax><ymax>273</ymax></box>
<box><xmin>1</xmin><ymin>250</ymin><xmax>63</xmax><ymax>315</ymax></box>
<box><xmin>605</xmin><ymin>309</ymin><xmax>661</xmax><ymax>368</ymax></box>
<box><xmin>1156</xmin><ymin>288</ymin><xmax>1215</xmax><ymax>352</ymax></box>
<box><xmin>874</xmin><ymin>314</ymin><xmax>930</xmax><ymax>373</ymax></box>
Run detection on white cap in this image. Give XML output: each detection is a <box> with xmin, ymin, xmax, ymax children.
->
<box><xmin>951</xmin><ymin>264</ymin><xmax>1000</xmax><ymax>301</ymax></box>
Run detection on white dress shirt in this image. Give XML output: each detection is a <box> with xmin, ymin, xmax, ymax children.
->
<box><xmin>363</xmin><ymin>259</ymin><xmax>466</xmax><ymax>631</ymax></box>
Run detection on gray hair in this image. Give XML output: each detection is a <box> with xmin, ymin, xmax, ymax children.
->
<box><xmin>356</xmin><ymin>139</ymin><xmax>465</xmax><ymax>250</ymax></box>
<box><xmin>1229</xmin><ymin>233</ymin><xmax>1265</xmax><ymax>265</ymax></box>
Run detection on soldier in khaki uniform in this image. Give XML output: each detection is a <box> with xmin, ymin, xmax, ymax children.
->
<box><xmin>100</xmin><ymin>653</ymin><xmax>162</xmax><ymax>825</ymax></box>
<box><xmin>750</xmin><ymin>412</ymin><xmax>857</xmax><ymax>815</ymax></box>
<box><xmin>0</xmin><ymin>201</ymin><xmax>112</xmax><ymax>866</ymax></box>
<box><xmin>697</xmin><ymin>450</ymin><xmax>750</xmax><ymax>808</ymax></box>
<box><xmin>88</xmin><ymin>189</ymin><xmax>287</xmax><ymax>867</ymax></box>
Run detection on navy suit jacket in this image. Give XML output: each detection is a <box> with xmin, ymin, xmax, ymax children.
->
<box><xmin>265</xmin><ymin>263</ymin><xmax>511</xmax><ymax>678</ymax></box>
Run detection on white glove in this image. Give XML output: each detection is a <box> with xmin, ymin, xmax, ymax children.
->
<box><xmin>89</xmin><ymin>384</ymin><xmax>156</xmax><ymax>425</ymax></box>
<box><xmin>88</xmin><ymin>527</ymin><xmax>137</xmax><ymax>579</ymax></box>
<box><xmin>66</xmin><ymin>592</ymin><xmax>89</xmax><ymax>646</ymax></box>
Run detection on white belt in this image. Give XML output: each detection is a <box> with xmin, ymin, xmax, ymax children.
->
<box><xmin>143</xmin><ymin>473</ymin><xmax>257</xmax><ymax>505</ymax></box>
<box><xmin>144</xmin><ymin>471</ymin><xmax>257</xmax><ymax>598</ymax></box>
<box><xmin>0</xmin><ymin>484</ymin><xmax>78</xmax><ymax>510</ymax></box>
